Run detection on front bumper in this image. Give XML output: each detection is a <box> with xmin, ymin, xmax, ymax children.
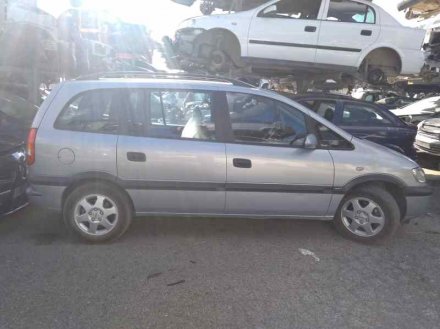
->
<box><xmin>174</xmin><ymin>28</ymin><xmax>206</xmax><ymax>56</ymax></box>
<box><xmin>0</xmin><ymin>182</ymin><xmax>28</xmax><ymax>216</ymax></box>
<box><xmin>415</xmin><ymin>133</ymin><xmax>440</xmax><ymax>156</ymax></box>
<box><xmin>404</xmin><ymin>185</ymin><xmax>433</xmax><ymax>220</ymax></box>
<box><xmin>0</xmin><ymin>148</ymin><xmax>28</xmax><ymax>216</ymax></box>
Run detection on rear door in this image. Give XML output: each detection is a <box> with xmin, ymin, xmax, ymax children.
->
<box><xmin>316</xmin><ymin>0</ymin><xmax>380</xmax><ymax>68</ymax></box>
<box><xmin>247</xmin><ymin>0</ymin><xmax>323</xmax><ymax>64</ymax></box>
<box><xmin>223</xmin><ymin>92</ymin><xmax>334</xmax><ymax>217</ymax></box>
<box><xmin>117</xmin><ymin>88</ymin><xmax>227</xmax><ymax>214</ymax></box>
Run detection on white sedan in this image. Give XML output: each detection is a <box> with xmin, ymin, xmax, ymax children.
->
<box><xmin>173</xmin><ymin>0</ymin><xmax>426</xmax><ymax>84</ymax></box>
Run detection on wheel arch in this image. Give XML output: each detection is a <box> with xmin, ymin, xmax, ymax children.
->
<box><xmin>61</xmin><ymin>172</ymin><xmax>135</xmax><ymax>215</ymax></box>
<box><xmin>195</xmin><ymin>28</ymin><xmax>243</xmax><ymax>63</ymax></box>
<box><xmin>358</xmin><ymin>47</ymin><xmax>403</xmax><ymax>75</ymax></box>
<box><xmin>340</xmin><ymin>174</ymin><xmax>407</xmax><ymax>220</ymax></box>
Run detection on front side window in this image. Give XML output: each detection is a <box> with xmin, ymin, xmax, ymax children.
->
<box><xmin>341</xmin><ymin>103</ymin><xmax>392</xmax><ymax>126</ymax></box>
<box><xmin>227</xmin><ymin>93</ymin><xmax>307</xmax><ymax>146</ymax></box>
<box><xmin>259</xmin><ymin>0</ymin><xmax>321</xmax><ymax>20</ymax></box>
<box><xmin>148</xmin><ymin>90</ymin><xmax>216</xmax><ymax>141</ymax></box>
<box><xmin>327</xmin><ymin>0</ymin><xmax>375</xmax><ymax>24</ymax></box>
<box><xmin>55</xmin><ymin>90</ymin><xmax>121</xmax><ymax>134</ymax></box>
<box><xmin>315</xmin><ymin>122</ymin><xmax>353</xmax><ymax>150</ymax></box>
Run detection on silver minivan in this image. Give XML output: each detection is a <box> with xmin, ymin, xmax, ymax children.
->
<box><xmin>27</xmin><ymin>76</ymin><xmax>432</xmax><ymax>242</ymax></box>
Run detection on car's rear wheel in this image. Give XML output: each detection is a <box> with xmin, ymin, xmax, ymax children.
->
<box><xmin>334</xmin><ymin>185</ymin><xmax>400</xmax><ymax>243</ymax></box>
<box><xmin>64</xmin><ymin>182</ymin><xmax>132</xmax><ymax>242</ymax></box>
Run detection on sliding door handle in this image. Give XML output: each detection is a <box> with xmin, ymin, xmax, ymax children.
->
<box><xmin>127</xmin><ymin>152</ymin><xmax>146</xmax><ymax>162</ymax></box>
<box><xmin>233</xmin><ymin>158</ymin><xmax>252</xmax><ymax>169</ymax></box>
<box><xmin>305</xmin><ymin>26</ymin><xmax>317</xmax><ymax>32</ymax></box>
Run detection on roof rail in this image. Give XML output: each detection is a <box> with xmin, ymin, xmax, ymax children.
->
<box><xmin>74</xmin><ymin>70</ymin><xmax>256</xmax><ymax>88</ymax></box>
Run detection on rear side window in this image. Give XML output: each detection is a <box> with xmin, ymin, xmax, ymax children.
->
<box><xmin>259</xmin><ymin>0</ymin><xmax>321</xmax><ymax>20</ymax></box>
<box><xmin>147</xmin><ymin>90</ymin><xmax>217</xmax><ymax>141</ymax></box>
<box><xmin>341</xmin><ymin>103</ymin><xmax>392</xmax><ymax>126</ymax></box>
<box><xmin>55</xmin><ymin>90</ymin><xmax>121</xmax><ymax>134</ymax></box>
<box><xmin>327</xmin><ymin>0</ymin><xmax>375</xmax><ymax>24</ymax></box>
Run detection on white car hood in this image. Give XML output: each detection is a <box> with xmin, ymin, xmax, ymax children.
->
<box><xmin>391</xmin><ymin>96</ymin><xmax>440</xmax><ymax>116</ymax></box>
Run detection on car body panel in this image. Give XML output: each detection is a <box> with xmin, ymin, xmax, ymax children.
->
<box><xmin>118</xmin><ymin>136</ymin><xmax>227</xmax><ymax>213</ymax></box>
<box><xmin>224</xmin><ymin>143</ymin><xmax>334</xmax><ymax>216</ymax></box>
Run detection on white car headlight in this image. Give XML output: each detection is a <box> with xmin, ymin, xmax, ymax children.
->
<box><xmin>412</xmin><ymin>167</ymin><xmax>426</xmax><ymax>183</ymax></box>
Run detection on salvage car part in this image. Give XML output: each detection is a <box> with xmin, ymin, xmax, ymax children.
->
<box><xmin>398</xmin><ymin>0</ymin><xmax>440</xmax><ymax>20</ymax></box>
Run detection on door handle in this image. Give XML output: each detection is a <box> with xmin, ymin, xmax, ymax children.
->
<box><xmin>305</xmin><ymin>26</ymin><xmax>317</xmax><ymax>32</ymax></box>
<box><xmin>233</xmin><ymin>158</ymin><xmax>252</xmax><ymax>169</ymax></box>
<box><xmin>361</xmin><ymin>29</ymin><xmax>372</xmax><ymax>36</ymax></box>
<box><xmin>127</xmin><ymin>152</ymin><xmax>146</xmax><ymax>162</ymax></box>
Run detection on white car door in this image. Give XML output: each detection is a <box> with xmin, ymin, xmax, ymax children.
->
<box><xmin>247</xmin><ymin>0</ymin><xmax>324</xmax><ymax>64</ymax></box>
<box><xmin>315</xmin><ymin>0</ymin><xmax>380</xmax><ymax>68</ymax></box>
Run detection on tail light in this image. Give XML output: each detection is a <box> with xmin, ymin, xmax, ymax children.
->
<box><xmin>27</xmin><ymin>128</ymin><xmax>37</xmax><ymax>165</ymax></box>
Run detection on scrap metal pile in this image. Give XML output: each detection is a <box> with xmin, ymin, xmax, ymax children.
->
<box><xmin>0</xmin><ymin>0</ymin><xmax>154</xmax><ymax>104</ymax></box>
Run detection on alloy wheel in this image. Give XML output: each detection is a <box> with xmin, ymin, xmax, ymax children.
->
<box><xmin>73</xmin><ymin>194</ymin><xmax>119</xmax><ymax>236</ymax></box>
<box><xmin>341</xmin><ymin>197</ymin><xmax>385</xmax><ymax>237</ymax></box>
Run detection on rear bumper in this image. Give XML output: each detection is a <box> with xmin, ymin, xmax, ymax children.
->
<box><xmin>27</xmin><ymin>184</ymin><xmax>64</xmax><ymax>211</ymax></box>
<box><xmin>401</xmin><ymin>49</ymin><xmax>425</xmax><ymax>75</ymax></box>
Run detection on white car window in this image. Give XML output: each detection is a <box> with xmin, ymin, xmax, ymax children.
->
<box><xmin>259</xmin><ymin>0</ymin><xmax>322</xmax><ymax>20</ymax></box>
<box><xmin>327</xmin><ymin>0</ymin><xmax>376</xmax><ymax>24</ymax></box>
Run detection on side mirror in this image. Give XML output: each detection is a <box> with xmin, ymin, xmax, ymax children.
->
<box><xmin>304</xmin><ymin>133</ymin><xmax>318</xmax><ymax>149</ymax></box>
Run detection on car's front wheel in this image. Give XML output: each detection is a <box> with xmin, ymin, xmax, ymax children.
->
<box><xmin>334</xmin><ymin>185</ymin><xmax>400</xmax><ymax>243</ymax></box>
<box><xmin>64</xmin><ymin>182</ymin><xmax>132</xmax><ymax>242</ymax></box>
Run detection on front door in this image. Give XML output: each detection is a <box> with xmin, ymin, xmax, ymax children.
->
<box><xmin>315</xmin><ymin>0</ymin><xmax>380</xmax><ymax>68</ymax></box>
<box><xmin>224</xmin><ymin>92</ymin><xmax>334</xmax><ymax>217</ymax></box>
<box><xmin>247</xmin><ymin>0</ymin><xmax>323</xmax><ymax>64</ymax></box>
<box><xmin>117</xmin><ymin>88</ymin><xmax>227</xmax><ymax>214</ymax></box>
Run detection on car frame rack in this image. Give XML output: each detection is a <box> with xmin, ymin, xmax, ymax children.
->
<box><xmin>75</xmin><ymin>71</ymin><xmax>255</xmax><ymax>88</ymax></box>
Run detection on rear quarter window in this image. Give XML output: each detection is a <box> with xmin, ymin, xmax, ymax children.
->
<box><xmin>54</xmin><ymin>90</ymin><xmax>121</xmax><ymax>134</ymax></box>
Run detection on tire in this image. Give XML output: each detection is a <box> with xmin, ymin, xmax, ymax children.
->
<box><xmin>209</xmin><ymin>49</ymin><xmax>228</xmax><ymax>72</ymax></box>
<box><xmin>367</xmin><ymin>68</ymin><xmax>386</xmax><ymax>85</ymax></box>
<box><xmin>63</xmin><ymin>182</ymin><xmax>132</xmax><ymax>242</ymax></box>
<box><xmin>334</xmin><ymin>185</ymin><xmax>400</xmax><ymax>243</ymax></box>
